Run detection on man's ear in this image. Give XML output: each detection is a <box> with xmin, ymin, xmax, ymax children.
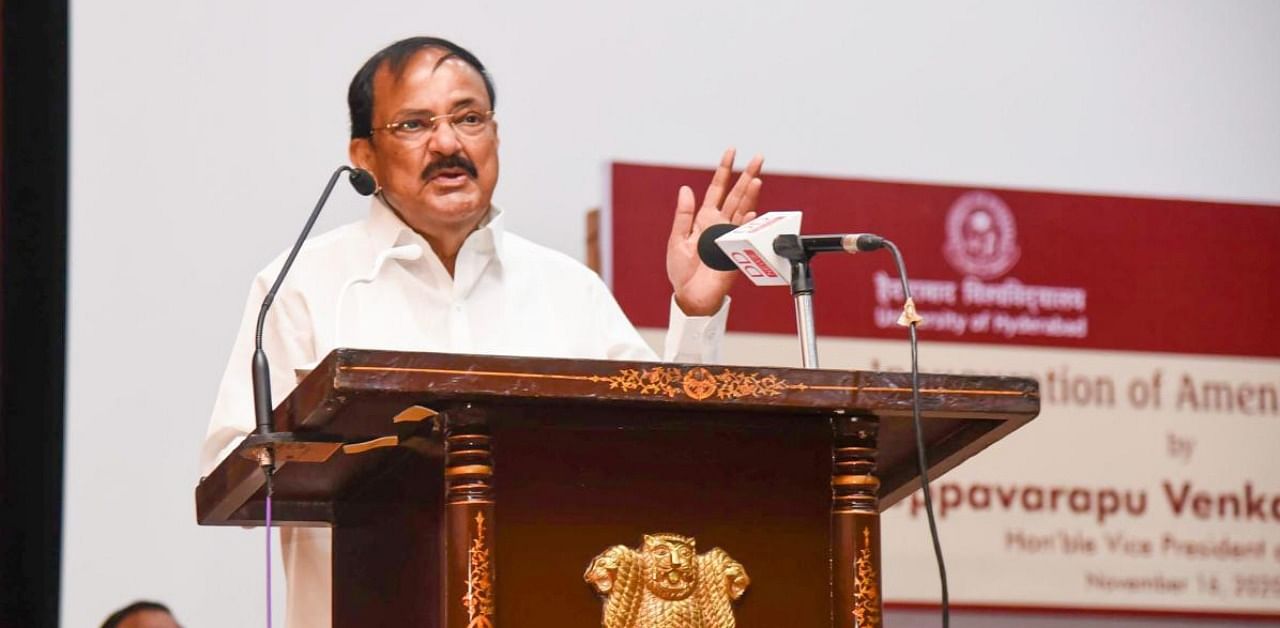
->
<box><xmin>349</xmin><ymin>138</ymin><xmax>376</xmax><ymax>173</ymax></box>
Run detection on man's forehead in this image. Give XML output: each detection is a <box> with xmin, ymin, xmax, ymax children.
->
<box><xmin>372</xmin><ymin>48</ymin><xmax>488</xmax><ymax>106</ymax></box>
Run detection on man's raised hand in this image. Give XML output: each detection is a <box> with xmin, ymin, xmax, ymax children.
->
<box><xmin>666</xmin><ymin>148</ymin><xmax>764</xmax><ymax>316</ymax></box>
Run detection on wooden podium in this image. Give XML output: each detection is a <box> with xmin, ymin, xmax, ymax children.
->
<box><xmin>196</xmin><ymin>349</ymin><xmax>1039</xmax><ymax>627</ymax></box>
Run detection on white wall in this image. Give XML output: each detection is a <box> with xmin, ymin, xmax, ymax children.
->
<box><xmin>63</xmin><ymin>1</ymin><xmax>1280</xmax><ymax>625</ymax></box>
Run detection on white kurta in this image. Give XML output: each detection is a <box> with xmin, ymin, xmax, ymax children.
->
<box><xmin>200</xmin><ymin>198</ymin><xmax>728</xmax><ymax>628</ymax></box>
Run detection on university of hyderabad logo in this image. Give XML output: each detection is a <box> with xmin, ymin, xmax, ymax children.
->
<box><xmin>942</xmin><ymin>190</ymin><xmax>1021</xmax><ymax>280</ymax></box>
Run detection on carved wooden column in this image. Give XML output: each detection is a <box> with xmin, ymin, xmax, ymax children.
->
<box><xmin>443</xmin><ymin>405</ymin><xmax>496</xmax><ymax>628</ymax></box>
<box><xmin>831</xmin><ymin>416</ymin><xmax>882</xmax><ymax>628</ymax></box>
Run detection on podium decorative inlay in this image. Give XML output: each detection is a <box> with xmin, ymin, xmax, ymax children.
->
<box><xmin>853</xmin><ymin>527</ymin><xmax>880</xmax><ymax>627</ymax></box>
<box><xmin>463</xmin><ymin>512</ymin><xmax>495</xmax><ymax>627</ymax></box>
<box><xmin>591</xmin><ymin>366</ymin><xmax>799</xmax><ymax>400</ymax></box>
<box><xmin>342</xmin><ymin>362</ymin><xmax>1034</xmax><ymax>401</ymax></box>
<box><xmin>585</xmin><ymin>534</ymin><xmax>749</xmax><ymax>628</ymax></box>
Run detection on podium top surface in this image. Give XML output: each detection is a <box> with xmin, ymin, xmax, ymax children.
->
<box><xmin>197</xmin><ymin>349</ymin><xmax>1039</xmax><ymax>525</ymax></box>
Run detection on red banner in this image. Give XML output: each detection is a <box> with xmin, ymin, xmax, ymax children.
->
<box><xmin>609</xmin><ymin>163</ymin><xmax>1280</xmax><ymax>358</ymax></box>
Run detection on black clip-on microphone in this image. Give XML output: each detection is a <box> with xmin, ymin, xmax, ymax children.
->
<box><xmin>239</xmin><ymin>166</ymin><xmax>378</xmax><ymax>471</ymax></box>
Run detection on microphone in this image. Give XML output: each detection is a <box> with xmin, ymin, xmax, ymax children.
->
<box><xmin>251</xmin><ymin>166</ymin><xmax>376</xmax><ymax>438</ymax></box>
<box><xmin>333</xmin><ymin>244</ymin><xmax>424</xmax><ymax>347</ymax></box>
<box><xmin>696</xmin><ymin>223</ymin><xmax>738</xmax><ymax>271</ymax></box>
<box><xmin>696</xmin><ymin>211</ymin><xmax>803</xmax><ymax>286</ymax></box>
<box><xmin>349</xmin><ymin>168</ymin><xmax>377</xmax><ymax>196</ymax></box>
<box><xmin>696</xmin><ymin>211</ymin><xmax>887</xmax><ymax>284</ymax></box>
<box><xmin>696</xmin><ymin>211</ymin><xmax>889</xmax><ymax>369</ymax></box>
<box><xmin>773</xmin><ymin>233</ymin><xmax>885</xmax><ymax>258</ymax></box>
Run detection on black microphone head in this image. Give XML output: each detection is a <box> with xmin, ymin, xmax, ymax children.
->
<box><xmin>348</xmin><ymin>168</ymin><xmax>377</xmax><ymax>196</ymax></box>
<box><xmin>854</xmin><ymin>234</ymin><xmax>886</xmax><ymax>252</ymax></box>
<box><xmin>696</xmin><ymin>223</ymin><xmax>738</xmax><ymax>271</ymax></box>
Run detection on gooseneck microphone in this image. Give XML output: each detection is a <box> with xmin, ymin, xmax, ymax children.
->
<box><xmin>244</xmin><ymin>165</ymin><xmax>374</xmax><ymax>628</ymax></box>
<box><xmin>251</xmin><ymin>166</ymin><xmax>376</xmax><ymax>436</ymax></box>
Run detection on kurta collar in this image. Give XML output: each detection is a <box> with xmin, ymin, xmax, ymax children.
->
<box><xmin>366</xmin><ymin>195</ymin><xmax>507</xmax><ymax>260</ymax></box>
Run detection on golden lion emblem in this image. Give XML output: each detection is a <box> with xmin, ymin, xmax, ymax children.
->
<box><xmin>585</xmin><ymin>534</ymin><xmax>749</xmax><ymax>628</ymax></box>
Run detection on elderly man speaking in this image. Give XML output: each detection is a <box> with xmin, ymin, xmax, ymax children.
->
<box><xmin>200</xmin><ymin>36</ymin><xmax>763</xmax><ymax>628</ymax></box>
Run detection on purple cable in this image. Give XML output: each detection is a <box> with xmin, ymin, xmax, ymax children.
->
<box><xmin>265</xmin><ymin>469</ymin><xmax>274</xmax><ymax>628</ymax></box>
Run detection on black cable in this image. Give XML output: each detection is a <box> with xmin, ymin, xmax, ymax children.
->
<box><xmin>883</xmin><ymin>240</ymin><xmax>949</xmax><ymax>628</ymax></box>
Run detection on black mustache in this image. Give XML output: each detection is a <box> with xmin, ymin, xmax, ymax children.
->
<box><xmin>421</xmin><ymin>155</ymin><xmax>478</xmax><ymax>181</ymax></box>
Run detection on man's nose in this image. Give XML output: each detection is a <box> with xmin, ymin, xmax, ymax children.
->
<box><xmin>426</xmin><ymin>121</ymin><xmax>462</xmax><ymax>155</ymax></box>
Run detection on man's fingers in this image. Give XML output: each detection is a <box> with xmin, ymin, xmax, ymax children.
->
<box><xmin>701</xmin><ymin>148</ymin><xmax>736</xmax><ymax>211</ymax></box>
<box><xmin>742</xmin><ymin>153</ymin><xmax>764</xmax><ymax>180</ymax></box>
<box><xmin>669</xmin><ymin>185</ymin><xmax>696</xmax><ymax>242</ymax></box>
<box><xmin>724</xmin><ymin>174</ymin><xmax>763</xmax><ymax>224</ymax></box>
<box><xmin>731</xmin><ymin>179</ymin><xmax>763</xmax><ymax>224</ymax></box>
<box><xmin>721</xmin><ymin>154</ymin><xmax>764</xmax><ymax>222</ymax></box>
<box><xmin>723</xmin><ymin>177</ymin><xmax>749</xmax><ymax>220</ymax></box>
<box><xmin>682</xmin><ymin>149</ymin><xmax>761</xmax><ymax>241</ymax></box>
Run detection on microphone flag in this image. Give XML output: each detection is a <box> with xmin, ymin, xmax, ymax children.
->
<box><xmin>713</xmin><ymin>211</ymin><xmax>802</xmax><ymax>287</ymax></box>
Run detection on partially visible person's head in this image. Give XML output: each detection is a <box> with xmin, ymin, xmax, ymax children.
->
<box><xmin>100</xmin><ymin>600</ymin><xmax>181</xmax><ymax>628</ymax></box>
<box><xmin>347</xmin><ymin>37</ymin><xmax>500</xmax><ymax>240</ymax></box>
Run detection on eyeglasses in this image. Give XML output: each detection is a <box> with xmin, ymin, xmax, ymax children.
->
<box><xmin>373</xmin><ymin>110</ymin><xmax>494</xmax><ymax>144</ymax></box>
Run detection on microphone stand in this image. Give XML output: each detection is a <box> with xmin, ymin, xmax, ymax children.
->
<box><xmin>781</xmin><ymin>230</ymin><xmax>950</xmax><ymax>625</ymax></box>
<box><xmin>790</xmin><ymin>259</ymin><xmax>820</xmax><ymax>368</ymax></box>
<box><xmin>774</xmin><ymin>235</ymin><xmax>819</xmax><ymax>368</ymax></box>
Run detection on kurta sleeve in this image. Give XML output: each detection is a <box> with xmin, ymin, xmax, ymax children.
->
<box><xmin>662</xmin><ymin>296</ymin><xmax>730</xmax><ymax>363</ymax></box>
<box><xmin>585</xmin><ymin>274</ymin><xmax>662</xmax><ymax>362</ymax></box>
<box><xmin>584</xmin><ymin>271</ymin><xmax>729</xmax><ymax>364</ymax></box>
